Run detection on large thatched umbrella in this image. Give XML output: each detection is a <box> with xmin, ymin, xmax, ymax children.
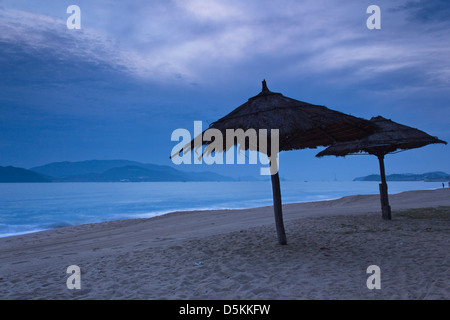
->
<box><xmin>316</xmin><ymin>116</ymin><xmax>447</xmax><ymax>220</ymax></box>
<box><xmin>171</xmin><ymin>80</ymin><xmax>375</xmax><ymax>244</ymax></box>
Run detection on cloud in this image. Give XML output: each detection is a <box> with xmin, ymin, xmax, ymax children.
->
<box><xmin>0</xmin><ymin>0</ymin><xmax>448</xmax><ymax>174</ymax></box>
<box><xmin>0</xmin><ymin>8</ymin><xmax>186</xmax><ymax>85</ymax></box>
<box><xmin>1</xmin><ymin>0</ymin><xmax>449</xmax><ymax>91</ymax></box>
<box><xmin>175</xmin><ymin>0</ymin><xmax>246</xmax><ymax>22</ymax></box>
<box><xmin>0</xmin><ymin>10</ymin><xmax>120</xmax><ymax>69</ymax></box>
<box><xmin>395</xmin><ymin>0</ymin><xmax>450</xmax><ymax>23</ymax></box>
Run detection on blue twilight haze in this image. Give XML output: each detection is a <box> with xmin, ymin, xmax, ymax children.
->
<box><xmin>0</xmin><ymin>0</ymin><xmax>448</xmax><ymax>180</ymax></box>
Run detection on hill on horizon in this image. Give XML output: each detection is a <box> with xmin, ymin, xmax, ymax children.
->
<box><xmin>354</xmin><ymin>171</ymin><xmax>450</xmax><ymax>182</ymax></box>
<box><xmin>0</xmin><ymin>166</ymin><xmax>50</xmax><ymax>183</ymax></box>
<box><xmin>28</xmin><ymin>159</ymin><xmax>236</xmax><ymax>182</ymax></box>
<box><xmin>30</xmin><ymin>160</ymin><xmax>149</xmax><ymax>178</ymax></box>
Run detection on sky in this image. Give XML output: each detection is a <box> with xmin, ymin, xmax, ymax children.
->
<box><xmin>0</xmin><ymin>0</ymin><xmax>449</xmax><ymax>181</ymax></box>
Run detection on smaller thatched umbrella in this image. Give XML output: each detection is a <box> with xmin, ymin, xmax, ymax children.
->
<box><xmin>316</xmin><ymin>116</ymin><xmax>447</xmax><ymax>219</ymax></box>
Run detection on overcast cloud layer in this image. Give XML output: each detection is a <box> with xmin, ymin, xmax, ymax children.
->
<box><xmin>0</xmin><ymin>0</ymin><xmax>449</xmax><ymax>180</ymax></box>
<box><xmin>2</xmin><ymin>1</ymin><xmax>450</xmax><ymax>86</ymax></box>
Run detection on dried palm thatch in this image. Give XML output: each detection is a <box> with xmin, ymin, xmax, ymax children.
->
<box><xmin>316</xmin><ymin>116</ymin><xmax>447</xmax><ymax>220</ymax></box>
<box><xmin>316</xmin><ymin>116</ymin><xmax>447</xmax><ymax>157</ymax></box>
<box><xmin>171</xmin><ymin>81</ymin><xmax>376</xmax><ymax>245</ymax></box>
<box><xmin>172</xmin><ymin>80</ymin><xmax>376</xmax><ymax>159</ymax></box>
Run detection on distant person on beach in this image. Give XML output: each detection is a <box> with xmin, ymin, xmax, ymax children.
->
<box><xmin>443</xmin><ymin>183</ymin><xmax>445</xmax><ymax>189</ymax></box>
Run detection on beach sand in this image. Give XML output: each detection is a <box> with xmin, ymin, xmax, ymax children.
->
<box><xmin>0</xmin><ymin>188</ymin><xmax>448</xmax><ymax>300</ymax></box>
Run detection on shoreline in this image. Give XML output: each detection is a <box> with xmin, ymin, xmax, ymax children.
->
<box><xmin>0</xmin><ymin>188</ymin><xmax>448</xmax><ymax>299</ymax></box>
<box><xmin>0</xmin><ymin>185</ymin><xmax>445</xmax><ymax>239</ymax></box>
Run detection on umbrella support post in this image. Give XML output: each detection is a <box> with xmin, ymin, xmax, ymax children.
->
<box><xmin>379</xmin><ymin>183</ymin><xmax>392</xmax><ymax>220</ymax></box>
<box><xmin>377</xmin><ymin>154</ymin><xmax>392</xmax><ymax>220</ymax></box>
<box><xmin>270</xmin><ymin>169</ymin><xmax>287</xmax><ymax>245</ymax></box>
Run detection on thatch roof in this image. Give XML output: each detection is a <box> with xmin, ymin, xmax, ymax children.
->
<box><xmin>316</xmin><ymin>116</ymin><xmax>447</xmax><ymax>157</ymax></box>
<box><xmin>172</xmin><ymin>81</ymin><xmax>376</xmax><ymax>158</ymax></box>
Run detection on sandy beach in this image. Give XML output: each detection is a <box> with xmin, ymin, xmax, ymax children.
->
<box><xmin>0</xmin><ymin>188</ymin><xmax>448</xmax><ymax>300</ymax></box>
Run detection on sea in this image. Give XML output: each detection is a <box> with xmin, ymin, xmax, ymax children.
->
<box><xmin>0</xmin><ymin>181</ymin><xmax>445</xmax><ymax>238</ymax></box>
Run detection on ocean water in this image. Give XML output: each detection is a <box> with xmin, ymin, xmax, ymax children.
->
<box><xmin>0</xmin><ymin>181</ymin><xmax>444</xmax><ymax>238</ymax></box>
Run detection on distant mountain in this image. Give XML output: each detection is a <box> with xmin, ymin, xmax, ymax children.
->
<box><xmin>0</xmin><ymin>166</ymin><xmax>50</xmax><ymax>182</ymax></box>
<box><xmin>354</xmin><ymin>174</ymin><xmax>381</xmax><ymax>181</ymax></box>
<box><xmin>30</xmin><ymin>160</ymin><xmax>145</xmax><ymax>178</ymax></box>
<box><xmin>51</xmin><ymin>165</ymin><xmax>178</xmax><ymax>182</ymax></box>
<box><xmin>354</xmin><ymin>171</ymin><xmax>450</xmax><ymax>182</ymax></box>
<box><xmin>28</xmin><ymin>160</ymin><xmax>235</xmax><ymax>182</ymax></box>
<box><xmin>101</xmin><ymin>166</ymin><xmax>154</xmax><ymax>182</ymax></box>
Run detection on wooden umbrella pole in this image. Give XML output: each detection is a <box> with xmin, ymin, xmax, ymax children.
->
<box><xmin>377</xmin><ymin>154</ymin><xmax>392</xmax><ymax>220</ymax></box>
<box><xmin>270</xmin><ymin>157</ymin><xmax>287</xmax><ymax>245</ymax></box>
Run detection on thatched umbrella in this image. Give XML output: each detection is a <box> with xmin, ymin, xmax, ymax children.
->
<box><xmin>171</xmin><ymin>80</ymin><xmax>375</xmax><ymax>244</ymax></box>
<box><xmin>316</xmin><ymin>116</ymin><xmax>447</xmax><ymax>220</ymax></box>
